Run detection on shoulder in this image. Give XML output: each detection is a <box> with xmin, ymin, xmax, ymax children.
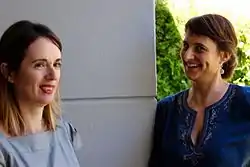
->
<box><xmin>232</xmin><ymin>84</ymin><xmax>250</xmax><ymax>104</ymax></box>
<box><xmin>0</xmin><ymin>149</ymin><xmax>6</xmax><ymax>167</ymax></box>
<box><xmin>154</xmin><ymin>91</ymin><xmax>185</xmax><ymax>120</ymax></box>
<box><xmin>0</xmin><ymin>140</ymin><xmax>9</xmax><ymax>166</ymax></box>
<box><xmin>57</xmin><ymin>118</ymin><xmax>82</xmax><ymax>151</ymax></box>
<box><xmin>157</xmin><ymin>90</ymin><xmax>185</xmax><ymax>109</ymax></box>
<box><xmin>228</xmin><ymin>84</ymin><xmax>250</xmax><ymax>118</ymax></box>
<box><xmin>235</xmin><ymin>84</ymin><xmax>250</xmax><ymax>96</ymax></box>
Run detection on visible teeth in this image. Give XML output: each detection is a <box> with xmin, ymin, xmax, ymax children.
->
<box><xmin>187</xmin><ymin>64</ymin><xmax>199</xmax><ymax>67</ymax></box>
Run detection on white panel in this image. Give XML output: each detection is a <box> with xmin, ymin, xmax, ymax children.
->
<box><xmin>62</xmin><ymin>98</ymin><xmax>156</xmax><ymax>167</ymax></box>
<box><xmin>0</xmin><ymin>1</ymin><xmax>156</xmax><ymax>167</ymax></box>
<box><xmin>0</xmin><ymin>0</ymin><xmax>156</xmax><ymax>99</ymax></box>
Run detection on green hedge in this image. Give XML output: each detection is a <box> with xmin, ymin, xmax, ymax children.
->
<box><xmin>156</xmin><ymin>0</ymin><xmax>190</xmax><ymax>100</ymax></box>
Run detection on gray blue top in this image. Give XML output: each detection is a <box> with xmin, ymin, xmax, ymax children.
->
<box><xmin>0</xmin><ymin>119</ymin><xmax>82</xmax><ymax>167</ymax></box>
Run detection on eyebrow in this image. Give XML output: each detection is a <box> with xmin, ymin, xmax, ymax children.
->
<box><xmin>32</xmin><ymin>58</ymin><xmax>62</xmax><ymax>64</ymax></box>
<box><xmin>183</xmin><ymin>40</ymin><xmax>208</xmax><ymax>48</ymax></box>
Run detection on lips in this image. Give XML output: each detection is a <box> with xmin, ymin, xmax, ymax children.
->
<box><xmin>40</xmin><ymin>85</ymin><xmax>55</xmax><ymax>94</ymax></box>
<box><xmin>185</xmin><ymin>62</ymin><xmax>202</xmax><ymax>69</ymax></box>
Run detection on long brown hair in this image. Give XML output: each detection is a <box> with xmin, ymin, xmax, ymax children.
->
<box><xmin>0</xmin><ymin>20</ymin><xmax>62</xmax><ymax>136</ymax></box>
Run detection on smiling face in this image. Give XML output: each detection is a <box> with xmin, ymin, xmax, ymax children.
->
<box><xmin>180</xmin><ymin>30</ymin><xmax>228</xmax><ymax>83</ymax></box>
<box><xmin>10</xmin><ymin>37</ymin><xmax>62</xmax><ymax>107</ymax></box>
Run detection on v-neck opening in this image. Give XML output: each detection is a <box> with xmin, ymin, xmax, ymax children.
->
<box><xmin>190</xmin><ymin>112</ymin><xmax>208</xmax><ymax>148</ymax></box>
<box><xmin>182</xmin><ymin>84</ymin><xmax>234</xmax><ymax>148</ymax></box>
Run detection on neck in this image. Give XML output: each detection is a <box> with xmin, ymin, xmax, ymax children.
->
<box><xmin>188</xmin><ymin>74</ymin><xmax>229</xmax><ymax>110</ymax></box>
<box><xmin>18</xmin><ymin>102</ymin><xmax>45</xmax><ymax>134</ymax></box>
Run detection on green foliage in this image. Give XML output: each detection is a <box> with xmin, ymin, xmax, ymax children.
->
<box><xmin>230</xmin><ymin>29</ymin><xmax>250</xmax><ymax>85</ymax></box>
<box><xmin>156</xmin><ymin>0</ymin><xmax>190</xmax><ymax>100</ymax></box>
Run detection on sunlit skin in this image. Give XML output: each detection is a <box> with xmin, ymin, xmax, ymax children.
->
<box><xmin>4</xmin><ymin>37</ymin><xmax>62</xmax><ymax>134</ymax></box>
<box><xmin>180</xmin><ymin>31</ymin><xmax>231</xmax><ymax>145</ymax></box>
<box><xmin>181</xmin><ymin>31</ymin><xmax>223</xmax><ymax>83</ymax></box>
<box><xmin>13</xmin><ymin>37</ymin><xmax>62</xmax><ymax>107</ymax></box>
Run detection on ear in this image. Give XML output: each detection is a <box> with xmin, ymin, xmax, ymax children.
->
<box><xmin>219</xmin><ymin>51</ymin><xmax>231</xmax><ymax>64</ymax></box>
<box><xmin>0</xmin><ymin>63</ymin><xmax>14</xmax><ymax>83</ymax></box>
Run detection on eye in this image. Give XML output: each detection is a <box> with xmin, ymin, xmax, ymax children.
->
<box><xmin>34</xmin><ymin>62</ymin><xmax>46</xmax><ymax>69</ymax></box>
<box><xmin>54</xmin><ymin>62</ymin><xmax>62</xmax><ymax>69</ymax></box>
<box><xmin>182</xmin><ymin>43</ymin><xmax>189</xmax><ymax>51</ymax></box>
<box><xmin>194</xmin><ymin>45</ymin><xmax>205</xmax><ymax>53</ymax></box>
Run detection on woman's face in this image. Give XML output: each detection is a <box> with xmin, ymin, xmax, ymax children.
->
<box><xmin>180</xmin><ymin>30</ymin><xmax>227</xmax><ymax>83</ymax></box>
<box><xmin>11</xmin><ymin>37</ymin><xmax>62</xmax><ymax>107</ymax></box>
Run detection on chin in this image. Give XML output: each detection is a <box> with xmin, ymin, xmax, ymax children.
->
<box><xmin>36</xmin><ymin>97</ymin><xmax>55</xmax><ymax>106</ymax></box>
<box><xmin>185</xmin><ymin>72</ymin><xmax>202</xmax><ymax>82</ymax></box>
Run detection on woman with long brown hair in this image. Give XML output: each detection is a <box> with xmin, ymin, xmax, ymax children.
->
<box><xmin>0</xmin><ymin>20</ymin><xmax>81</xmax><ymax>167</ymax></box>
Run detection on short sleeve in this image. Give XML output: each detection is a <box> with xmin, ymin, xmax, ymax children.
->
<box><xmin>64</xmin><ymin>122</ymin><xmax>82</xmax><ymax>151</ymax></box>
<box><xmin>0</xmin><ymin>150</ymin><xmax>6</xmax><ymax>167</ymax></box>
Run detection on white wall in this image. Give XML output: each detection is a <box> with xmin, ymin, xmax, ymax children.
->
<box><xmin>0</xmin><ymin>0</ymin><xmax>156</xmax><ymax>167</ymax></box>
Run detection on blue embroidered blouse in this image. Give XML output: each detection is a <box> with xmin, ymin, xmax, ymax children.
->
<box><xmin>148</xmin><ymin>84</ymin><xmax>250</xmax><ymax>167</ymax></box>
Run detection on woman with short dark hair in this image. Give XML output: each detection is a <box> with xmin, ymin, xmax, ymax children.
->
<box><xmin>148</xmin><ymin>14</ymin><xmax>250</xmax><ymax>167</ymax></box>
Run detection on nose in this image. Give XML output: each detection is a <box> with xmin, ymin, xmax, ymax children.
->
<box><xmin>182</xmin><ymin>47</ymin><xmax>195</xmax><ymax>61</ymax></box>
<box><xmin>45</xmin><ymin>65</ymin><xmax>56</xmax><ymax>81</ymax></box>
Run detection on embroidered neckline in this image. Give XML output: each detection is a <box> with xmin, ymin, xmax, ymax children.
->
<box><xmin>183</xmin><ymin>84</ymin><xmax>234</xmax><ymax>112</ymax></box>
<box><xmin>177</xmin><ymin>84</ymin><xmax>236</xmax><ymax>166</ymax></box>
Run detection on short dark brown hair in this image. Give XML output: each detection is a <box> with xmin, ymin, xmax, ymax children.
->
<box><xmin>185</xmin><ymin>14</ymin><xmax>238</xmax><ymax>79</ymax></box>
